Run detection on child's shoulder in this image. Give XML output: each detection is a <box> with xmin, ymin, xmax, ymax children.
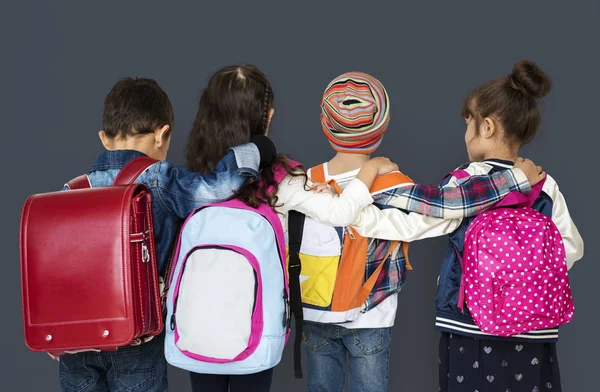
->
<box><xmin>542</xmin><ymin>173</ymin><xmax>559</xmax><ymax>198</ymax></box>
<box><xmin>451</xmin><ymin>161</ymin><xmax>496</xmax><ymax>177</ymax></box>
<box><xmin>370</xmin><ymin>171</ymin><xmax>414</xmax><ymax>194</ymax></box>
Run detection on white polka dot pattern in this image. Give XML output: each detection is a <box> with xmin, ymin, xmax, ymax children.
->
<box><xmin>459</xmin><ymin>207</ymin><xmax>574</xmax><ymax>336</ymax></box>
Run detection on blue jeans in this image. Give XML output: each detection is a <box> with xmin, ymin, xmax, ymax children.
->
<box><xmin>302</xmin><ymin>322</ymin><xmax>392</xmax><ymax>392</ymax></box>
<box><xmin>59</xmin><ymin>333</ymin><xmax>167</xmax><ymax>392</ymax></box>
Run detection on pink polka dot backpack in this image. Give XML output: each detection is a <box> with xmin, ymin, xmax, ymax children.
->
<box><xmin>457</xmin><ymin>178</ymin><xmax>574</xmax><ymax>337</ymax></box>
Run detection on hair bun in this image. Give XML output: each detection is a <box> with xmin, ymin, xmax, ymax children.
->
<box><xmin>508</xmin><ymin>60</ymin><xmax>552</xmax><ymax>99</ymax></box>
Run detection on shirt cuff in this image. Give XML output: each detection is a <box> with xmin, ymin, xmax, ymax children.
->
<box><xmin>507</xmin><ymin>168</ymin><xmax>532</xmax><ymax>194</ymax></box>
<box><xmin>345</xmin><ymin>178</ymin><xmax>375</xmax><ymax>207</ymax></box>
<box><xmin>230</xmin><ymin>143</ymin><xmax>260</xmax><ymax>179</ymax></box>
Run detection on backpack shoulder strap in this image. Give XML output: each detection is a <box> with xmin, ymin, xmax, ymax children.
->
<box><xmin>288</xmin><ymin>210</ymin><xmax>306</xmax><ymax>379</ymax></box>
<box><xmin>309</xmin><ymin>163</ymin><xmax>344</xmax><ymax>195</ymax></box>
<box><xmin>161</xmin><ymin>222</ymin><xmax>183</xmax><ymax>315</ymax></box>
<box><xmin>65</xmin><ymin>175</ymin><xmax>92</xmax><ymax>190</ymax></box>
<box><xmin>369</xmin><ymin>171</ymin><xmax>414</xmax><ymax>270</ymax></box>
<box><xmin>369</xmin><ymin>171</ymin><xmax>413</xmax><ymax>194</ymax></box>
<box><xmin>308</xmin><ymin>164</ymin><xmax>326</xmax><ymax>183</ymax></box>
<box><xmin>113</xmin><ymin>157</ymin><xmax>158</xmax><ymax>186</ymax></box>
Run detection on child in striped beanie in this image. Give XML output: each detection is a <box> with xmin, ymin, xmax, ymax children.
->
<box><xmin>303</xmin><ymin>72</ymin><xmax>398</xmax><ymax>392</ymax></box>
<box><xmin>320</xmin><ymin>72</ymin><xmax>390</xmax><ymax>154</ymax></box>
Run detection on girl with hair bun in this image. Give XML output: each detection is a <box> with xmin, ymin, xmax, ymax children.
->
<box><xmin>437</xmin><ymin>60</ymin><xmax>584</xmax><ymax>392</ymax></box>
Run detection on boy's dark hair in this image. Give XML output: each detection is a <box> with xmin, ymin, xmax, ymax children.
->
<box><xmin>102</xmin><ymin>77</ymin><xmax>174</xmax><ymax>139</ymax></box>
<box><xmin>461</xmin><ymin>60</ymin><xmax>552</xmax><ymax>145</ymax></box>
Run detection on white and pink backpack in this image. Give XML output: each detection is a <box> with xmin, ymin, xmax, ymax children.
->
<box><xmin>163</xmin><ymin>162</ymin><xmax>306</xmax><ymax>377</ymax></box>
<box><xmin>457</xmin><ymin>179</ymin><xmax>574</xmax><ymax>337</ymax></box>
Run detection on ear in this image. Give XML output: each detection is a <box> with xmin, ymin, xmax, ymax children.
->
<box><xmin>154</xmin><ymin>125</ymin><xmax>171</xmax><ymax>147</ymax></box>
<box><xmin>481</xmin><ymin>117</ymin><xmax>497</xmax><ymax>139</ymax></box>
<box><xmin>98</xmin><ymin>130</ymin><xmax>113</xmax><ymax>150</ymax></box>
<box><xmin>265</xmin><ymin>108</ymin><xmax>275</xmax><ymax>136</ymax></box>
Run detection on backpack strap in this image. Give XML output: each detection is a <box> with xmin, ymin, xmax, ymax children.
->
<box><xmin>65</xmin><ymin>157</ymin><xmax>157</xmax><ymax>189</ymax></box>
<box><xmin>161</xmin><ymin>223</ymin><xmax>183</xmax><ymax>314</ymax></box>
<box><xmin>65</xmin><ymin>175</ymin><xmax>92</xmax><ymax>190</ymax></box>
<box><xmin>309</xmin><ymin>164</ymin><xmax>343</xmax><ymax>195</ymax></box>
<box><xmin>494</xmin><ymin>177</ymin><xmax>547</xmax><ymax>209</ymax></box>
<box><xmin>452</xmin><ymin>243</ymin><xmax>467</xmax><ymax>314</ymax></box>
<box><xmin>369</xmin><ymin>172</ymin><xmax>415</xmax><ymax>270</ymax></box>
<box><xmin>288</xmin><ymin>210</ymin><xmax>306</xmax><ymax>379</ymax></box>
<box><xmin>309</xmin><ymin>164</ymin><xmax>326</xmax><ymax>183</ymax></box>
<box><xmin>355</xmin><ymin>240</ymin><xmax>400</xmax><ymax>306</ymax></box>
<box><xmin>113</xmin><ymin>157</ymin><xmax>158</xmax><ymax>186</ymax></box>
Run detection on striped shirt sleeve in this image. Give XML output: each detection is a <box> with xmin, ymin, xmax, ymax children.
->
<box><xmin>371</xmin><ymin>167</ymin><xmax>531</xmax><ymax>219</ymax></box>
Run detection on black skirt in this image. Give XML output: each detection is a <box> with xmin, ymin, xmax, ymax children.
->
<box><xmin>439</xmin><ymin>333</ymin><xmax>561</xmax><ymax>392</ymax></box>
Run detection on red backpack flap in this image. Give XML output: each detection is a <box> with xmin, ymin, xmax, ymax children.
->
<box><xmin>20</xmin><ymin>157</ymin><xmax>162</xmax><ymax>353</ymax></box>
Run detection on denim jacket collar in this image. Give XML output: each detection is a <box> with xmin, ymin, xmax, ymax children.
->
<box><xmin>90</xmin><ymin>150</ymin><xmax>148</xmax><ymax>172</ymax></box>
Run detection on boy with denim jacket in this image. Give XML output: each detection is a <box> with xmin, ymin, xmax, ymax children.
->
<box><xmin>56</xmin><ymin>78</ymin><xmax>275</xmax><ymax>392</ymax></box>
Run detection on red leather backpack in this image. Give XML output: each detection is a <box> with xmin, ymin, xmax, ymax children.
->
<box><xmin>20</xmin><ymin>157</ymin><xmax>163</xmax><ymax>355</ymax></box>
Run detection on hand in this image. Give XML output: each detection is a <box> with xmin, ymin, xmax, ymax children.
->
<box><xmin>311</xmin><ymin>182</ymin><xmax>335</xmax><ymax>196</ymax></box>
<box><xmin>368</xmin><ymin>157</ymin><xmax>399</xmax><ymax>176</ymax></box>
<box><xmin>514</xmin><ymin>157</ymin><xmax>546</xmax><ymax>186</ymax></box>
<box><xmin>355</xmin><ymin>157</ymin><xmax>399</xmax><ymax>189</ymax></box>
<box><xmin>47</xmin><ymin>353</ymin><xmax>59</xmax><ymax>361</ymax></box>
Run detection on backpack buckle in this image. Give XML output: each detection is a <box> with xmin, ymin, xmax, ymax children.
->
<box><xmin>345</xmin><ymin>226</ymin><xmax>355</xmax><ymax>240</ymax></box>
<box><xmin>283</xmin><ymin>296</ymin><xmax>291</xmax><ymax>330</ymax></box>
<box><xmin>142</xmin><ymin>242</ymin><xmax>150</xmax><ymax>263</ymax></box>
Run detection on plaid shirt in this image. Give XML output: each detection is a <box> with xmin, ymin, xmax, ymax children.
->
<box><xmin>372</xmin><ymin>167</ymin><xmax>530</xmax><ymax>218</ymax></box>
<box><xmin>363</xmin><ymin>238</ymin><xmax>406</xmax><ymax>311</ymax></box>
<box><xmin>362</xmin><ymin>166</ymin><xmax>531</xmax><ymax>312</ymax></box>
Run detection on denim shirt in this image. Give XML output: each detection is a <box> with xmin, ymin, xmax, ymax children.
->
<box><xmin>64</xmin><ymin>144</ymin><xmax>260</xmax><ymax>276</ymax></box>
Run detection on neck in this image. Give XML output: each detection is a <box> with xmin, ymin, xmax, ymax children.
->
<box><xmin>483</xmin><ymin>145</ymin><xmax>519</xmax><ymax>163</ymax></box>
<box><xmin>327</xmin><ymin>152</ymin><xmax>370</xmax><ymax>175</ymax></box>
<box><xmin>106</xmin><ymin>139</ymin><xmax>152</xmax><ymax>156</ymax></box>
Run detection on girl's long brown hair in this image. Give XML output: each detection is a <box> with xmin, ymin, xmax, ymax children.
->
<box><xmin>186</xmin><ymin>65</ymin><xmax>307</xmax><ymax>208</ymax></box>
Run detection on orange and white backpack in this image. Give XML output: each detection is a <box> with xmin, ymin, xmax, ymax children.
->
<box><xmin>289</xmin><ymin>164</ymin><xmax>414</xmax><ymax>324</ymax></box>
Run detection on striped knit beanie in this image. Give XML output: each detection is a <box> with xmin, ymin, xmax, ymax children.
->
<box><xmin>321</xmin><ymin>72</ymin><xmax>390</xmax><ymax>154</ymax></box>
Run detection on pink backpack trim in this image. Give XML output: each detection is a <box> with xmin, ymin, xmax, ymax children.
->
<box><xmin>172</xmin><ymin>244</ymin><xmax>264</xmax><ymax>363</ymax></box>
<box><xmin>167</xmin><ymin>158</ymin><xmax>304</xmax><ymax>362</ymax></box>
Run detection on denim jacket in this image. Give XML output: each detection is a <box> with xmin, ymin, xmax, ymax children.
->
<box><xmin>63</xmin><ymin>143</ymin><xmax>261</xmax><ymax>276</ymax></box>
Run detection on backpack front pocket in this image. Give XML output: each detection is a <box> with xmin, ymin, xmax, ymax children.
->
<box><xmin>171</xmin><ymin>245</ymin><xmax>263</xmax><ymax>362</ymax></box>
<box><xmin>494</xmin><ymin>269</ymin><xmax>567</xmax><ymax>332</ymax></box>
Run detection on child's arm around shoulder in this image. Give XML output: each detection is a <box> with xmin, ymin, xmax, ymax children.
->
<box><xmin>349</xmin><ymin>161</ymin><xmax>512</xmax><ymax>241</ymax></box>
<box><xmin>276</xmin><ymin>157</ymin><xmax>395</xmax><ymax>227</ymax></box>
<box><xmin>153</xmin><ymin>137</ymin><xmax>276</xmax><ymax>219</ymax></box>
<box><xmin>542</xmin><ymin>174</ymin><xmax>584</xmax><ymax>269</ymax></box>
<box><xmin>372</xmin><ymin>158</ymin><xmax>543</xmax><ymax>219</ymax></box>
<box><xmin>351</xmin><ymin>202</ymin><xmax>462</xmax><ymax>241</ymax></box>
<box><xmin>276</xmin><ymin>174</ymin><xmax>372</xmax><ymax>227</ymax></box>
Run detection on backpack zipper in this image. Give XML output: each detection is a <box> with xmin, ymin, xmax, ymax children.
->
<box><xmin>495</xmin><ymin>285</ymin><xmax>509</xmax><ymax>316</ymax></box>
<box><xmin>345</xmin><ymin>226</ymin><xmax>355</xmax><ymax>240</ymax></box>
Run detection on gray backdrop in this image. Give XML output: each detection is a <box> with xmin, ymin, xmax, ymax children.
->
<box><xmin>1</xmin><ymin>1</ymin><xmax>597</xmax><ymax>391</ymax></box>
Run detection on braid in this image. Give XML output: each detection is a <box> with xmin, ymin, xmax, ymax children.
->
<box><xmin>262</xmin><ymin>85</ymin><xmax>271</xmax><ymax>132</ymax></box>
